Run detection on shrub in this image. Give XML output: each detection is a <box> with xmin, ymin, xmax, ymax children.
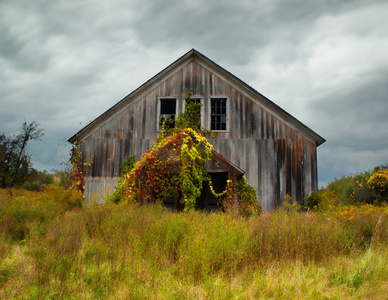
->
<box><xmin>367</xmin><ymin>169</ymin><xmax>388</xmax><ymax>203</ymax></box>
<box><xmin>303</xmin><ymin>190</ymin><xmax>322</xmax><ymax>210</ymax></box>
<box><xmin>21</xmin><ymin>180</ymin><xmax>44</xmax><ymax>192</ymax></box>
<box><xmin>303</xmin><ymin>189</ymin><xmax>340</xmax><ymax>211</ymax></box>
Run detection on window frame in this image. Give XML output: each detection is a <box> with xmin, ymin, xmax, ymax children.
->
<box><xmin>157</xmin><ymin>97</ymin><xmax>178</xmax><ymax>132</ymax></box>
<box><xmin>209</xmin><ymin>96</ymin><xmax>229</xmax><ymax>132</ymax></box>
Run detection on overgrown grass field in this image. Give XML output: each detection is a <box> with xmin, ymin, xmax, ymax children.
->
<box><xmin>1</xmin><ymin>187</ymin><xmax>388</xmax><ymax>299</ymax></box>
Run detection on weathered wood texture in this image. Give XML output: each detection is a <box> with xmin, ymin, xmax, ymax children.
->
<box><xmin>76</xmin><ymin>59</ymin><xmax>321</xmax><ymax>211</ymax></box>
<box><xmin>84</xmin><ymin>177</ymin><xmax>118</xmax><ymax>203</ymax></box>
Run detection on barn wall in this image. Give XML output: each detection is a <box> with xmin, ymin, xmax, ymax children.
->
<box><xmin>84</xmin><ymin>176</ymin><xmax>118</xmax><ymax>203</ymax></box>
<box><xmin>78</xmin><ymin>61</ymin><xmax>319</xmax><ymax>209</ymax></box>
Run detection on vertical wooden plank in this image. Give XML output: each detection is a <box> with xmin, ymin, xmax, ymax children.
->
<box><xmin>270</xmin><ymin>115</ymin><xmax>275</xmax><ymax>140</ymax></box>
<box><xmin>304</xmin><ymin>140</ymin><xmax>312</xmax><ymax>197</ymax></box>
<box><xmin>246</xmin><ymin>99</ymin><xmax>253</xmax><ymax>138</ymax></box>
<box><xmin>255</xmin><ymin>139</ymin><xmax>262</xmax><ymax>208</ymax></box>
<box><xmin>269</xmin><ymin>139</ymin><xmax>276</xmax><ymax>208</ymax></box>
<box><xmin>312</xmin><ymin>143</ymin><xmax>317</xmax><ymax>191</ymax></box>
<box><xmin>294</xmin><ymin>139</ymin><xmax>302</xmax><ymax>204</ymax></box>
<box><xmin>250</xmin><ymin>100</ymin><xmax>257</xmax><ymax>139</ymax></box>
<box><xmin>200</xmin><ymin>63</ymin><xmax>206</xmax><ymax>96</ymax></box>
<box><xmin>247</xmin><ymin>140</ymin><xmax>257</xmax><ymax>196</ymax></box>
<box><xmin>193</xmin><ymin>61</ymin><xmax>200</xmax><ymax>93</ymax></box>
<box><xmin>241</xmin><ymin>94</ymin><xmax>246</xmax><ymax>139</ymax></box>
<box><xmin>262</xmin><ymin>110</ymin><xmax>267</xmax><ymax>140</ymax></box>
<box><xmin>258</xmin><ymin>107</ymin><xmax>263</xmax><ymax>140</ymax></box>
<box><xmin>230</xmin><ymin>139</ymin><xmax>238</xmax><ymax>168</ymax></box>
<box><xmin>278</xmin><ymin>139</ymin><xmax>287</xmax><ymax>204</ymax></box>
<box><xmin>234</xmin><ymin>93</ymin><xmax>241</xmax><ymax>139</ymax></box>
<box><xmin>260</xmin><ymin>140</ymin><xmax>268</xmax><ymax>210</ymax></box>
<box><xmin>290</xmin><ymin>139</ymin><xmax>296</xmax><ymax>201</ymax></box>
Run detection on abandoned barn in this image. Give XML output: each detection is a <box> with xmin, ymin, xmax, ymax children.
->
<box><xmin>68</xmin><ymin>49</ymin><xmax>325</xmax><ymax>211</ymax></box>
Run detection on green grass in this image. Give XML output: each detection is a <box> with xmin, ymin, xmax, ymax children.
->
<box><xmin>1</xmin><ymin>187</ymin><xmax>388</xmax><ymax>299</ymax></box>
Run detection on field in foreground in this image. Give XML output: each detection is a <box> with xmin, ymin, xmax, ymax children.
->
<box><xmin>1</xmin><ymin>187</ymin><xmax>388</xmax><ymax>299</ymax></box>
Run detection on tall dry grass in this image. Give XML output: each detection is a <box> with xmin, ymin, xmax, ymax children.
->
<box><xmin>1</xmin><ymin>187</ymin><xmax>388</xmax><ymax>298</ymax></box>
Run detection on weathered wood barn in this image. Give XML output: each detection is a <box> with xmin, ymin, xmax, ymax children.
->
<box><xmin>68</xmin><ymin>49</ymin><xmax>325</xmax><ymax>211</ymax></box>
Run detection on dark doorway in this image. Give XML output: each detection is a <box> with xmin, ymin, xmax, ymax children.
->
<box><xmin>163</xmin><ymin>172</ymin><xmax>229</xmax><ymax>212</ymax></box>
<box><xmin>197</xmin><ymin>172</ymin><xmax>229</xmax><ymax>211</ymax></box>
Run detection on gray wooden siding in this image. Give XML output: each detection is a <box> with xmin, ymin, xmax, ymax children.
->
<box><xmin>78</xmin><ymin>61</ymin><xmax>319</xmax><ymax>210</ymax></box>
<box><xmin>84</xmin><ymin>176</ymin><xmax>118</xmax><ymax>203</ymax></box>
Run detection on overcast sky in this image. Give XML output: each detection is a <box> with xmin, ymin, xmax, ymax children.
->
<box><xmin>1</xmin><ymin>0</ymin><xmax>387</xmax><ymax>187</ymax></box>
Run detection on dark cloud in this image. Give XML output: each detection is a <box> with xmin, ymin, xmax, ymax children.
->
<box><xmin>314</xmin><ymin>69</ymin><xmax>388</xmax><ymax>138</ymax></box>
<box><xmin>130</xmin><ymin>0</ymin><xmax>370</xmax><ymax>66</ymax></box>
<box><xmin>132</xmin><ymin>0</ymin><xmax>268</xmax><ymax>64</ymax></box>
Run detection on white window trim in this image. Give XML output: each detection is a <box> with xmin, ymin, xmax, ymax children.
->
<box><xmin>208</xmin><ymin>96</ymin><xmax>229</xmax><ymax>132</ymax></box>
<box><xmin>157</xmin><ymin>97</ymin><xmax>178</xmax><ymax>132</ymax></box>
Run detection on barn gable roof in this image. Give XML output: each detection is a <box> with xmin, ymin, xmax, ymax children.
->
<box><xmin>69</xmin><ymin>49</ymin><xmax>325</xmax><ymax>146</ymax></box>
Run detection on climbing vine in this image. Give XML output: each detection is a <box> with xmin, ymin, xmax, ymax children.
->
<box><xmin>69</xmin><ymin>141</ymin><xmax>85</xmax><ymax>194</ymax></box>
<box><xmin>68</xmin><ymin>137</ymin><xmax>92</xmax><ymax>198</ymax></box>
<box><xmin>113</xmin><ymin>90</ymin><xmax>259</xmax><ymax>214</ymax></box>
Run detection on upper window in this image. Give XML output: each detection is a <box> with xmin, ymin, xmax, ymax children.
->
<box><xmin>211</xmin><ymin>98</ymin><xmax>227</xmax><ymax>131</ymax></box>
<box><xmin>159</xmin><ymin>98</ymin><xmax>176</xmax><ymax>130</ymax></box>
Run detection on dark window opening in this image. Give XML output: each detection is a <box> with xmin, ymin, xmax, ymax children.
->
<box><xmin>159</xmin><ymin>98</ymin><xmax>176</xmax><ymax>130</ymax></box>
<box><xmin>211</xmin><ymin>98</ymin><xmax>227</xmax><ymax>130</ymax></box>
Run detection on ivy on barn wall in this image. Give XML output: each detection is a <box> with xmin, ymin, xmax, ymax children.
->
<box><xmin>111</xmin><ymin>91</ymin><xmax>259</xmax><ymax>215</ymax></box>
